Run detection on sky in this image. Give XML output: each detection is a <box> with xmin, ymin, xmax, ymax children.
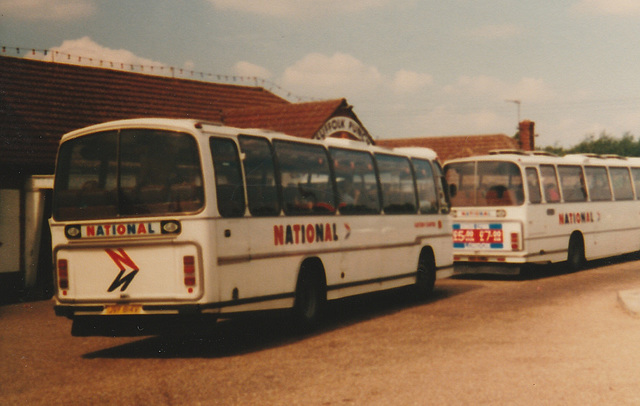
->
<box><xmin>3</xmin><ymin>0</ymin><xmax>640</xmax><ymax>148</ymax></box>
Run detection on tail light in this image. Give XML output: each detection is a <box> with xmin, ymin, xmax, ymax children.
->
<box><xmin>183</xmin><ymin>255</ymin><xmax>196</xmax><ymax>290</ymax></box>
<box><xmin>57</xmin><ymin>259</ymin><xmax>69</xmax><ymax>291</ymax></box>
<box><xmin>511</xmin><ymin>233</ymin><xmax>520</xmax><ymax>251</ymax></box>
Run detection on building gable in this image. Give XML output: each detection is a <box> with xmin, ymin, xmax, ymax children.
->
<box><xmin>223</xmin><ymin>98</ymin><xmax>373</xmax><ymax>143</ymax></box>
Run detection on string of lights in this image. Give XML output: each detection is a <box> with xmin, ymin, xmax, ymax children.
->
<box><xmin>1</xmin><ymin>45</ymin><xmax>317</xmax><ymax>103</ymax></box>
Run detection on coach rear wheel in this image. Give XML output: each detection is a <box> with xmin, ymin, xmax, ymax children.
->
<box><xmin>415</xmin><ymin>251</ymin><xmax>436</xmax><ymax>298</ymax></box>
<box><xmin>292</xmin><ymin>267</ymin><xmax>326</xmax><ymax>330</ymax></box>
<box><xmin>567</xmin><ymin>233</ymin><xmax>586</xmax><ymax>272</ymax></box>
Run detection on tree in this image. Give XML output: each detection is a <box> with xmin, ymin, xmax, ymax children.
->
<box><xmin>539</xmin><ymin>132</ymin><xmax>640</xmax><ymax>157</ymax></box>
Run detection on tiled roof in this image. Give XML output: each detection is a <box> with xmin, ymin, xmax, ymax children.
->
<box><xmin>377</xmin><ymin>134</ymin><xmax>518</xmax><ymax>162</ymax></box>
<box><xmin>1</xmin><ymin>55</ymin><xmax>510</xmax><ymax>176</ymax></box>
<box><xmin>224</xmin><ymin>99</ymin><xmax>348</xmax><ymax>139</ymax></box>
<box><xmin>0</xmin><ymin>56</ymin><xmax>288</xmax><ymax>172</ymax></box>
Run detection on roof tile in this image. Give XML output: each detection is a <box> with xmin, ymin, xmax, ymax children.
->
<box><xmin>377</xmin><ymin>134</ymin><xmax>518</xmax><ymax>162</ymax></box>
<box><xmin>1</xmin><ymin>56</ymin><xmax>288</xmax><ymax>170</ymax></box>
<box><xmin>224</xmin><ymin>99</ymin><xmax>347</xmax><ymax>138</ymax></box>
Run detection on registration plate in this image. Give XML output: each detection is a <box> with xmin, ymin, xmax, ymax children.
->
<box><xmin>453</xmin><ymin>223</ymin><xmax>504</xmax><ymax>249</ymax></box>
<box><xmin>453</xmin><ymin>228</ymin><xmax>503</xmax><ymax>244</ymax></box>
<box><xmin>103</xmin><ymin>304</ymin><xmax>143</xmax><ymax>314</ymax></box>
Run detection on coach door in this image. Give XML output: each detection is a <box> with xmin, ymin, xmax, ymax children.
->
<box><xmin>209</xmin><ymin>137</ymin><xmax>250</xmax><ymax>267</ymax></box>
<box><xmin>525</xmin><ymin>165</ymin><xmax>564</xmax><ymax>260</ymax></box>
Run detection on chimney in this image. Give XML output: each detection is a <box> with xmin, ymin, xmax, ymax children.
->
<box><xmin>518</xmin><ymin>120</ymin><xmax>535</xmax><ymax>151</ymax></box>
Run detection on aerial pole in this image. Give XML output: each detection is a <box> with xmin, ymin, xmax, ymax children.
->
<box><xmin>505</xmin><ymin>99</ymin><xmax>521</xmax><ymax>125</ymax></box>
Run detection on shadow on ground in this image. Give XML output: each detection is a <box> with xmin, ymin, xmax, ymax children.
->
<box><xmin>451</xmin><ymin>251</ymin><xmax>640</xmax><ymax>283</ymax></box>
<box><xmin>83</xmin><ymin>280</ymin><xmax>482</xmax><ymax>360</ymax></box>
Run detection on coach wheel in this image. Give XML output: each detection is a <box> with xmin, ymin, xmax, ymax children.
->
<box><xmin>415</xmin><ymin>251</ymin><xmax>436</xmax><ymax>298</ymax></box>
<box><xmin>567</xmin><ymin>233</ymin><xmax>586</xmax><ymax>272</ymax></box>
<box><xmin>293</xmin><ymin>266</ymin><xmax>326</xmax><ymax>330</ymax></box>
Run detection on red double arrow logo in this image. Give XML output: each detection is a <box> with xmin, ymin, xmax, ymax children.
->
<box><xmin>105</xmin><ymin>248</ymin><xmax>139</xmax><ymax>292</ymax></box>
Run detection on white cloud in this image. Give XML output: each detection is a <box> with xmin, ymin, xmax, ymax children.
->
<box><xmin>0</xmin><ymin>0</ymin><xmax>96</xmax><ymax>21</ymax></box>
<box><xmin>207</xmin><ymin>0</ymin><xmax>391</xmax><ymax>18</ymax></box>
<box><xmin>412</xmin><ymin>106</ymin><xmax>512</xmax><ymax>137</ymax></box>
<box><xmin>233</xmin><ymin>61</ymin><xmax>273</xmax><ymax>79</ymax></box>
<box><xmin>27</xmin><ymin>37</ymin><xmax>166</xmax><ymax>69</ymax></box>
<box><xmin>277</xmin><ymin>53</ymin><xmax>552</xmax><ymax>139</ymax></box>
<box><xmin>571</xmin><ymin>0</ymin><xmax>640</xmax><ymax>16</ymax></box>
<box><xmin>391</xmin><ymin>69</ymin><xmax>433</xmax><ymax>94</ymax></box>
<box><xmin>509</xmin><ymin>77</ymin><xmax>556</xmax><ymax>102</ymax></box>
<box><xmin>444</xmin><ymin>75</ymin><xmax>502</xmax><ymax>96</ymax></box>
<box><xmin>445</xmin><ymin>75</ymin><xmax>555</xmax><ymax>103</ymax></box>
<box><xmin>280</xmin><ymin>52</ymin><xmax>383</xmax><ymax>99</ymax></box>
<box><xmin>467</xmin><ymin>23</ymin><xmax>521</xmax><ymax>40</ymax></box>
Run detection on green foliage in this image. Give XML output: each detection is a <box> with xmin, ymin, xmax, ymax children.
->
<box><xmin>539</xmin><ymin>131</ymin><xmax>640</xmax><ymax>157</ymax></box>
<box><xmin>541</xmin><ymin>144</ymin><xmax>565</xmax><ymax>156</ymax></box>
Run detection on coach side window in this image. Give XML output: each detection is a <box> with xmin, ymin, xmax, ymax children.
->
<box><xmin>558</xmin><ymin>165</ymin><xmax>587</xmax><ymax>202</ymax></box>
<box><xmin>330</xmin><ymin>148</ymin><xmax>380</xmax><ymax>214</ymax></box>
<box><xmin>432</xmin><ymin>161</ymin><xmax>451</xmax><ymax>213</ymax></box>
<box><xmin>585</xmin><ymin>166</ymin><xmax>612</xmax><ymax>201</ymax></box>
<box><xmin>274</xmin><ymin>140</ymin><xmax>335</xmax><ymax>215</ymax></box>
<box><xmin>609</xmin><ymin>167</ymin><xmax>634</xmax><ymax>201</ymax></box>
<box><xmin>210</xmin><ymin>137</ymin><xmax>246</xmax><ymax>217</ymax></box>
<box><xmin>525</xmin><ymin>167</ymin><xmax>542</xmax><ymax>204</ymax></box>
<box><xmin>631</xmin><ymin>168</ymin><xmax>640</xmax><ymax>199</ymax></box>
<box><xmin>239</xmin><ymin>135</ymin><xmax>280</xmax><ymax>216</ymax></box>
<box><xmin>540</xmin><ymin>165</ymin><xmax>560</xmax><ymax>203</ymax></box>
<box><xmin>412</xmin><ymin>158</ymin><xmax>438</xmax><ymax>214</ymax></box>
<box><xmin>375</xmin><ymin>154</ymin><xmax>418</xmax><ymax>214</ymax></box>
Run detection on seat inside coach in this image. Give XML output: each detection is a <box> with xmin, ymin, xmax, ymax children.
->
<box><xmin>451</xmin><ymin>183</ymin><xmax>523</xmax><ymax>207</ymax></box>
<box><xmin>485</xmin><ymin>185</ymin><xmax>512</xmax><ymax>205</ymax></box>
<box><xmin>283</xmin><ymin>183</ymin><xmax>335</xmax><ymax>215</ymax></box>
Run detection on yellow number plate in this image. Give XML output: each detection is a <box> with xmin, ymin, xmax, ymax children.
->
<box><xmin>104</xmin><ymin>304</ymin><xmax>142</xmax><ymax>314</ymax></box>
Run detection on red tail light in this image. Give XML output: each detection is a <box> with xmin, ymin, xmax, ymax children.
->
<box><xmin>57</xmin><ymin>259</ymin><xmax>69</xmax><ymax>290</ymax></box>
<box><xmin>511</xmin><ymin>233</ymin><xmax>519</xmax><ymax>251</ymax></box>
<box><xmin>183</xmin><ymin>255</ymin><xmax>196</xmax><ymax>287</ymax></box>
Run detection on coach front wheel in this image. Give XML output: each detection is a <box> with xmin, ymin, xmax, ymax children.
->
<box><xmin>292</xmin><ymin>265</ymin><xmax>326</xmax><ymax>330</ymax></box>
<box><xmin>567</xmin><ymin>233</ymin><xmax>586</xmax><ymax>272</ymax></box>
<box><xmin>415</xmin><ymin>250</ymin><xmax>436</xmax><ymax>298</ymax></box>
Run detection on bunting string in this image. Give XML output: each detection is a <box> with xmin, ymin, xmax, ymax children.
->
<box><xmin>1</xmin><ymin>45</ymin><xmax>318</xmax><ymax>103</ymax></box>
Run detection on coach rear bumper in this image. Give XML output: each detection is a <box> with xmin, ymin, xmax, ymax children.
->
<box><xmin>453</xmin><ymin>262</ymin><xmax>523</xmax><ymax>275</ymax></box>
<box><xmin>54</xmin><ymin>303</ymin><xmax>220</xmax><ymax>337</ymax></box>
<box><xmin>452</xmin><ymin>251</ymin><xmax>528</xmax><ymax>275</ymax></box>
<box><xmin>54</xmin><ymin>303</ymin><xmax>210</xmax><ymax>319</ymax></box>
